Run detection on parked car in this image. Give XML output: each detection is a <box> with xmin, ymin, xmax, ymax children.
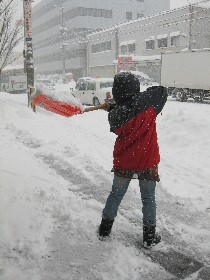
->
<box><xmin>36</xmin><ymin>79</ymin><xmax>56</xmax><ymax>90</ymax></box>
<box><xmin>72</xmin><ymin>77</ymin><xmax>114</xmax><ymax>106</ymax></box>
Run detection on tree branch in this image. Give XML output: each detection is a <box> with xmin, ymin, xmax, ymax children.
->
<box><xmin>0</xmin><ymin>0</ymin><xmax>23</xmax><ymax>70</ymax></box>
<box><xmin>0</xmin><ymin>0</ymin><xmax>15</xmax><ymax>16</ymax></box>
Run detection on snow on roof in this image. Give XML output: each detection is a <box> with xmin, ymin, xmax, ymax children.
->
<box><xmin>120</xmin><ymin>40</ymin><xmax>135</xmax><ymax>46</ymax></box>
<box><xmin>170</xmin><ymin>48</ymin><xmax>210</xmax><ymax>53</ymax></box>
<box><xmin>170</xmin><ymin>31</ymin><xmax>181</xmax><ymax>37</ymax></box>
<box><xmin>157</xmin><ymin>34</ymin><xmax>168</xmax><ymax>40</ymax></box>
<box><xmin>3</xmin><ymin>64</ymin><xmax>24</xmax><ymax>71</ymax></box>
<box><xmin>180</xmin><ymin>48</ymin><xmax>189</xmax><ymax>52</ymax></box>
<box><xmin>181</xmin><ymin>33</ymin><xmax>188</xmax><ymax>37</ymax></box>
<box><xmin>134</xmin><ymin>55</ymin><xmax>161</xmax><ymax>61</ymax></box>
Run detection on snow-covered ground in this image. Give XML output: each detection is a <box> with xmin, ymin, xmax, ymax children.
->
<box><xmin>0</xmin><ymin>90</ymin><xmax>210</xmax><ymax>280</ymax></box>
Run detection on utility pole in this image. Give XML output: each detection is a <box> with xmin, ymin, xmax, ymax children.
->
<box><xmin>189</xmin><ymin>3</ymin><xmax>193</xmax><ymax>51</ymax></box>
<box><xmin>54</xmin><ymin>5</ymin><xmax>68</xmax><ymax>83</ymax></box>
<box><xmin>23</xmin><ymin>0</ymin><xmax>35</xmax><ymax>106</ymax></box>
<box><xmin>186</xmin><ymin>0</ymin><xmax>195</xmax><ymax>51</ymax></box>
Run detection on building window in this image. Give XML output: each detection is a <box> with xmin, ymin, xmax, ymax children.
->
<box><xmin>87</xmin><ymin>82</ymin><xmax>96</xmax><ymax>91</ymax></box>
<box><xmin>128</xmin><ymin>43</ymin><xmax>135</xmax><ymax>53</ymax></box>
<box><xmin>137</xmin><ymin>13</ymin><xmax>144</xmax><ymax>19</ymax></box>
<box><xmin>120</xmin><ymin>43</ymin><xmax>135</xmax><ymax>54</ymax></box>
<box><xmin>121</xmin><ymin>45</ymin><xmax>127</xmax><ymax>54</ymax></box>
<box><xmin>146</xmin><ymin>40</ymin><xmax>155</xmax><ymax>50</ymax></box>
<box><xmin>171</xmin><ymin>36</ymin><xmax>180</xmax><ymax>46</ymax></box>
<box><xmin>158</xmin><ymin>38</ymin><xmax>168</xmax><ymax>48</ymax></box>
<box><xmin>126</xmin><ymin>12</ymin><xmax>132</xmax><ymax>20</ymax></box>
<box><xmin>92</xmin><ymin>40</ymin><xmax>111</xmax><ymax>53</ymax></box>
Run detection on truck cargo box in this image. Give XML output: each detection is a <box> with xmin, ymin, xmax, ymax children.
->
<box><xmin>161</xmin><ymin>50</ymin><xmax>210</xmax><ymax>91</ymax></box>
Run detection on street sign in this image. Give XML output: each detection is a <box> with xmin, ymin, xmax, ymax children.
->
<box><xmin>23</xmin><ymin>0</ymin><xmax>32</xmax><ymax>39</ymax></box>
<box><xmin>117</xmin><ymin>56</ymin><xmax>136</xmax><ymax>72</ymax></box>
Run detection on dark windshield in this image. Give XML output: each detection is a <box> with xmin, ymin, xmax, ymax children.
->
<box><xmin>100</xmin><ymin>81</ymin><xmax>113</xmax><ymax>89</ymax></box>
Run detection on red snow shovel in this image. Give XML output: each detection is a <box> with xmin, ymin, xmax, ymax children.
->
<box><xmin>32</xmin><ymin>94</ymin><xmax>108</xmax><ymax>117</ymax></box>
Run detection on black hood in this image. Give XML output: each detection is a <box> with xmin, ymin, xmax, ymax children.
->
<box><xmin>112</xmin><ymin>72</ymin><xmax>140</xmax><ymax>104</ymax></box>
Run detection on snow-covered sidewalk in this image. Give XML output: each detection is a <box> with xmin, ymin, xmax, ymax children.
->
<box><xmin>0</xmin><ymin>92</ymin><xmax>210</xmax><ymax>280</ymax></box>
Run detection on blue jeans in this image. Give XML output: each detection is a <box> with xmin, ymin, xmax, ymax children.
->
<box><xmin>102</xmin><ymin>175</ymin><xmax>156</xmax><ymax>225</ymax></box>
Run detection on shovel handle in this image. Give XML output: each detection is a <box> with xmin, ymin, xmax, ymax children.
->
<box><xmin>84</xmin><ymin>103</ymin><xmax>107</xmax><ymax>112</ymax></box>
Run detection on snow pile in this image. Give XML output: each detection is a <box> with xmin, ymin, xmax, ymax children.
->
<box><xmin>35</xmin><ymin>81</ymin><xmax>82</xmax><ymax>109</ymax></box>
<box><xmin>159</xmin><ymin>100</ymin><xmax>210</xmax><ymax>210</ymax></box>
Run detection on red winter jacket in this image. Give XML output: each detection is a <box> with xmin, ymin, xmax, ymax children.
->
<box><xmin>108</xmin><ymin>72</ymin><xmax>167</xmax><ymax>180</ymax></box>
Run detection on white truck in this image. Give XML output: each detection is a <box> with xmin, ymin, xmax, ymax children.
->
<box><xmin>161</xmin><ymin>50</ymin><xmax>210</xmax><ymax>102</ymax></box>
<box><xmin>73</xmin><ymin>77</ymin><xmax>114</xmax><ymax>106</ymax></box>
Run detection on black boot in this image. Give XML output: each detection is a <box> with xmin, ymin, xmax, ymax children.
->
<box><xmin>98</xmin><ymin>218</ymin><xmax>114</xmax><ymax>239</ymax></box>
<box><xmin>143</xmin><ymin>225</ymin><xmax>161</xmax><ymax>248</ymax></box>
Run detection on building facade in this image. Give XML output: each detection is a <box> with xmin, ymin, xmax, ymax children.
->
<box><xmin>87</xmin><ymin>3</ymin><xmax>210</xmax><ymax>82</ymax></box>
<box><xmin>32</xmin><ymin>0</ymin><xmax>170</xmax><ymax>79</ymax></box>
